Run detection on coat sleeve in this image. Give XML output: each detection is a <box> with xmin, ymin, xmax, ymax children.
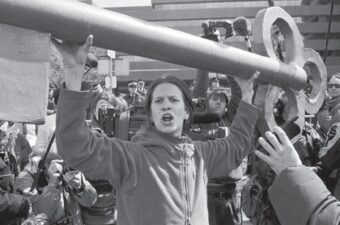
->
<box><xmin>56</xmin><ymin>88</ymin><xmax>140</xmax><ymax>190</ymax></box>
<box><xmin>225</xmin><ymin>76</ymin><xmax>242</xmax><ymax>126</ymax></box>
<box><xmin>197</xmin><ymin>101</ymin><xmax>260</xmax><ymax>178</ymax></box>
<box><xmin>268</xmin><ymin>166</ymin><xmax>340</xmax><ymax>225</ymax></box>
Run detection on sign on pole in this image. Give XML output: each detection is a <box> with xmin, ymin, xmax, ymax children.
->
<box><xmin>105</xmin><ymin>75</ymin><xmax>117</xmax><ymax>89</ymax></box>
<box><xmin>107</xmin><ymin>50</ymin><xmax>116</xmax><ymax>59</ymax></box>
<box><xmin>114</xmin><ymin>57</ymin><xmax>130</xmax><ymax>76</ymax></box>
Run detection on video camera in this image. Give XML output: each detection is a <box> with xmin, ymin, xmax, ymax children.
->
<box><xmin>98</xmin><ymin>107</ymin><xmax>117</xmax><ymax>137</ymax></box>
<box><xmin>201</xmin><ymin>20</ymin><xmax>233</xmax><ymax>41</ymax></box>
<box><xmin>97</xmin><ymin>106</ymin><xmax>147</xmax><ymax>140</ymax></box>
<box><xmin>192</xmin><ymin>97</ymin><xmax>206</xmax><ymax>109</ymax></box>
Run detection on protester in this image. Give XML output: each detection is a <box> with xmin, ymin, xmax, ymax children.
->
<box><xmin>255</xmin><ymin>126</ymin><xmax>340</xmax><ymax>225</ymax></box>
<box><xmin>316</xmin><ymin>73</ymin><xmax>340</xmax><ymax>139</ymax></box>
<box><xmin>54</xmin><ymin>34</ymin><xmax>260</xmax><ymax>225</ymax></box>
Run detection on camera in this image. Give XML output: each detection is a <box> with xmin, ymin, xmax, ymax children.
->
<box><xmin>96</xmin><ymin>104</ymin><xmax>147</xmax><ymax>140</ymax></box>
<box><xmin>98</xmin><ymin>107</ymin><xmax>117</xmax><ymax>137</ymax></box>
<box><xmin>201</xmin><ymin>20</ymin><xmax>234</xmax><ymax>41</ymax></box>
<box><xmin>57</xmin><ymin>162</ymin><xmax>72</xmax><ymax>186</ymax></box>
<box><xmin>192</xmin><ymin>97</ymin><xmax>205</xmax><ymax>109</ymax></box>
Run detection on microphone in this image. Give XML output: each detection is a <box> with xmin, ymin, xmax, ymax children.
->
<box><xmin>192</xmin><ymin>112</ymin><xmax>221</xmax><ymax>124</ymax></box>
<box><xmin>233</xmin><ymin>17</ymin><xmax>252</xmax><ymax>36</ymax></box>
<box><xmin>86</xmin><ymin>52</ymin><xmax>98</xmax><ymax>68</ymax></box>
<box><xmin>233</xmin><ymin>17</ymin><xmax>252</xmax><ymax>52</ymax></box>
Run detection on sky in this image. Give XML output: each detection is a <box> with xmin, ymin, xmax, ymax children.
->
<box><xmin>92</xmin><ymin>0</ymin><xmax>152</xmax><ymax>8</ymax></box>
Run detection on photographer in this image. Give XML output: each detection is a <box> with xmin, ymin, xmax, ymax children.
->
<box><xmin>189</xmin><ymin>78</ymin><xmax>247</xmax><ymax>225</ymax></box>
<box><xmin>187</xmin><ymin>23</ymin><xmax>252</xmax><ymax>224</ymax></box>
<box><xmin>16</xmin><ymin>153</ymin><xmax>97</xmax><ymax>225</ymax></box>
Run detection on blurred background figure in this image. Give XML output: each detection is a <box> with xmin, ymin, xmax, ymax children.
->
<box><xmin>47</xmin><ymin>83</ymin><xmax>57</xmax><ymax>115</ymax></box>
<box><xmin>208</xmin><ymin>76</ymin><xmax>220</xmax><ymax>93</ymax></box>
<box><xmin>123</xmin><ymin>80</ymin><xmax>144</xmax><ymax>108</ymax></box>
<box><xmin>0</xmin><ymin>121</ymin><xmax>32</xmax><ymax>177</ymax></box>
<box><xmin>316</xmin><ymin>73</ymin><xmax>340</xmax><ymax>139</ymax></box>
<box><xmin>137</xmin><ymin>79</ymin><xmax>147</xmax><ymax>98</ymax></box>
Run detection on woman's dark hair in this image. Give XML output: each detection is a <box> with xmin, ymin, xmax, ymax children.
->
<box><xmin>144</xmin><ymin>76</ymin><xmax>194</xmax><ymax>130</ymax></box>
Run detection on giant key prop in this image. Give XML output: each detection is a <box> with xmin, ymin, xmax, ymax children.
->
<box><xmin>252</xmin><ymin>7</ymin><xmax>326</xmax><ymax>137</ymax></box>
<box><xmin>0</xmin><ymin>0</ymin><xmax>326</xmax><ymax>132</ymax></box>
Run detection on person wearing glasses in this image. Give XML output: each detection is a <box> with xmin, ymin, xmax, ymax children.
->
<box><xmin>316</xmin><ymin>73</ymin><xmax>340</xmax><ymax>139</ymax></box>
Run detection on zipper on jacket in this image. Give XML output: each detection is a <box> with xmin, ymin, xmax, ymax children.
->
<box><xmin>183</xmin><ymin>144</ymin><xmax>192</xmax><ymax>225</ymax></box>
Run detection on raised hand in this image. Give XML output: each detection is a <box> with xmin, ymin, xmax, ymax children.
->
<box><xmin>62</xmin><ymin>170</ymin><xmax>83</xmax><ymax>191</ymax></box>
<box><xmin>255</xmin><ymin>126</ymin><xmax>302</xmax><ymax>175</ymax></box>
<box><xmin>22</xmin><ymin>187</ymin><xmax>38</xmax><ymax>196</ymax></box>
<box><xmin>54</xmin><ymin>35</ymin><xmax>93</xmax><ymax>91</ymax></box>
<box><xmin>234</xmin><ymin>71</ymin><xmax>260</xmax><ymax>104</ymax></box>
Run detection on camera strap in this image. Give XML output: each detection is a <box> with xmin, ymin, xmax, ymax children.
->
<box><xmin>30</xmin><ymin>131</ymin><xmax>55</xmax><ymax>192</ymax></box>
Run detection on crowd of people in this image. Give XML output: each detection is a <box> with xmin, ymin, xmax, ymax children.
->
<box><xmin>0</xmin><ymin>5</ymin><xmax>340</xmax><ymax>225</ymax></box>
<box><xmin>0</xmin><ymin>32</ymin><xmax>339</xmax><ymax>225</ymax></box>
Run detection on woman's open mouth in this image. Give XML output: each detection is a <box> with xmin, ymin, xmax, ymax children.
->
<box><xmin>161</xmin><ymin>113</ymin><xmax>174</xmax><ymax>124</ymax></box>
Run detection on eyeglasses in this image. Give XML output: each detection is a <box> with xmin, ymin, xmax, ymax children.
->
<box><xmin>129</xmin><ymin>85</ymin><xmax>137</xmax><ymax>88</ymax></box>
<box><xmin>327</xmin><ymin>83</ymin><xmax>340</xmax><ymax>89</ymax></box>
